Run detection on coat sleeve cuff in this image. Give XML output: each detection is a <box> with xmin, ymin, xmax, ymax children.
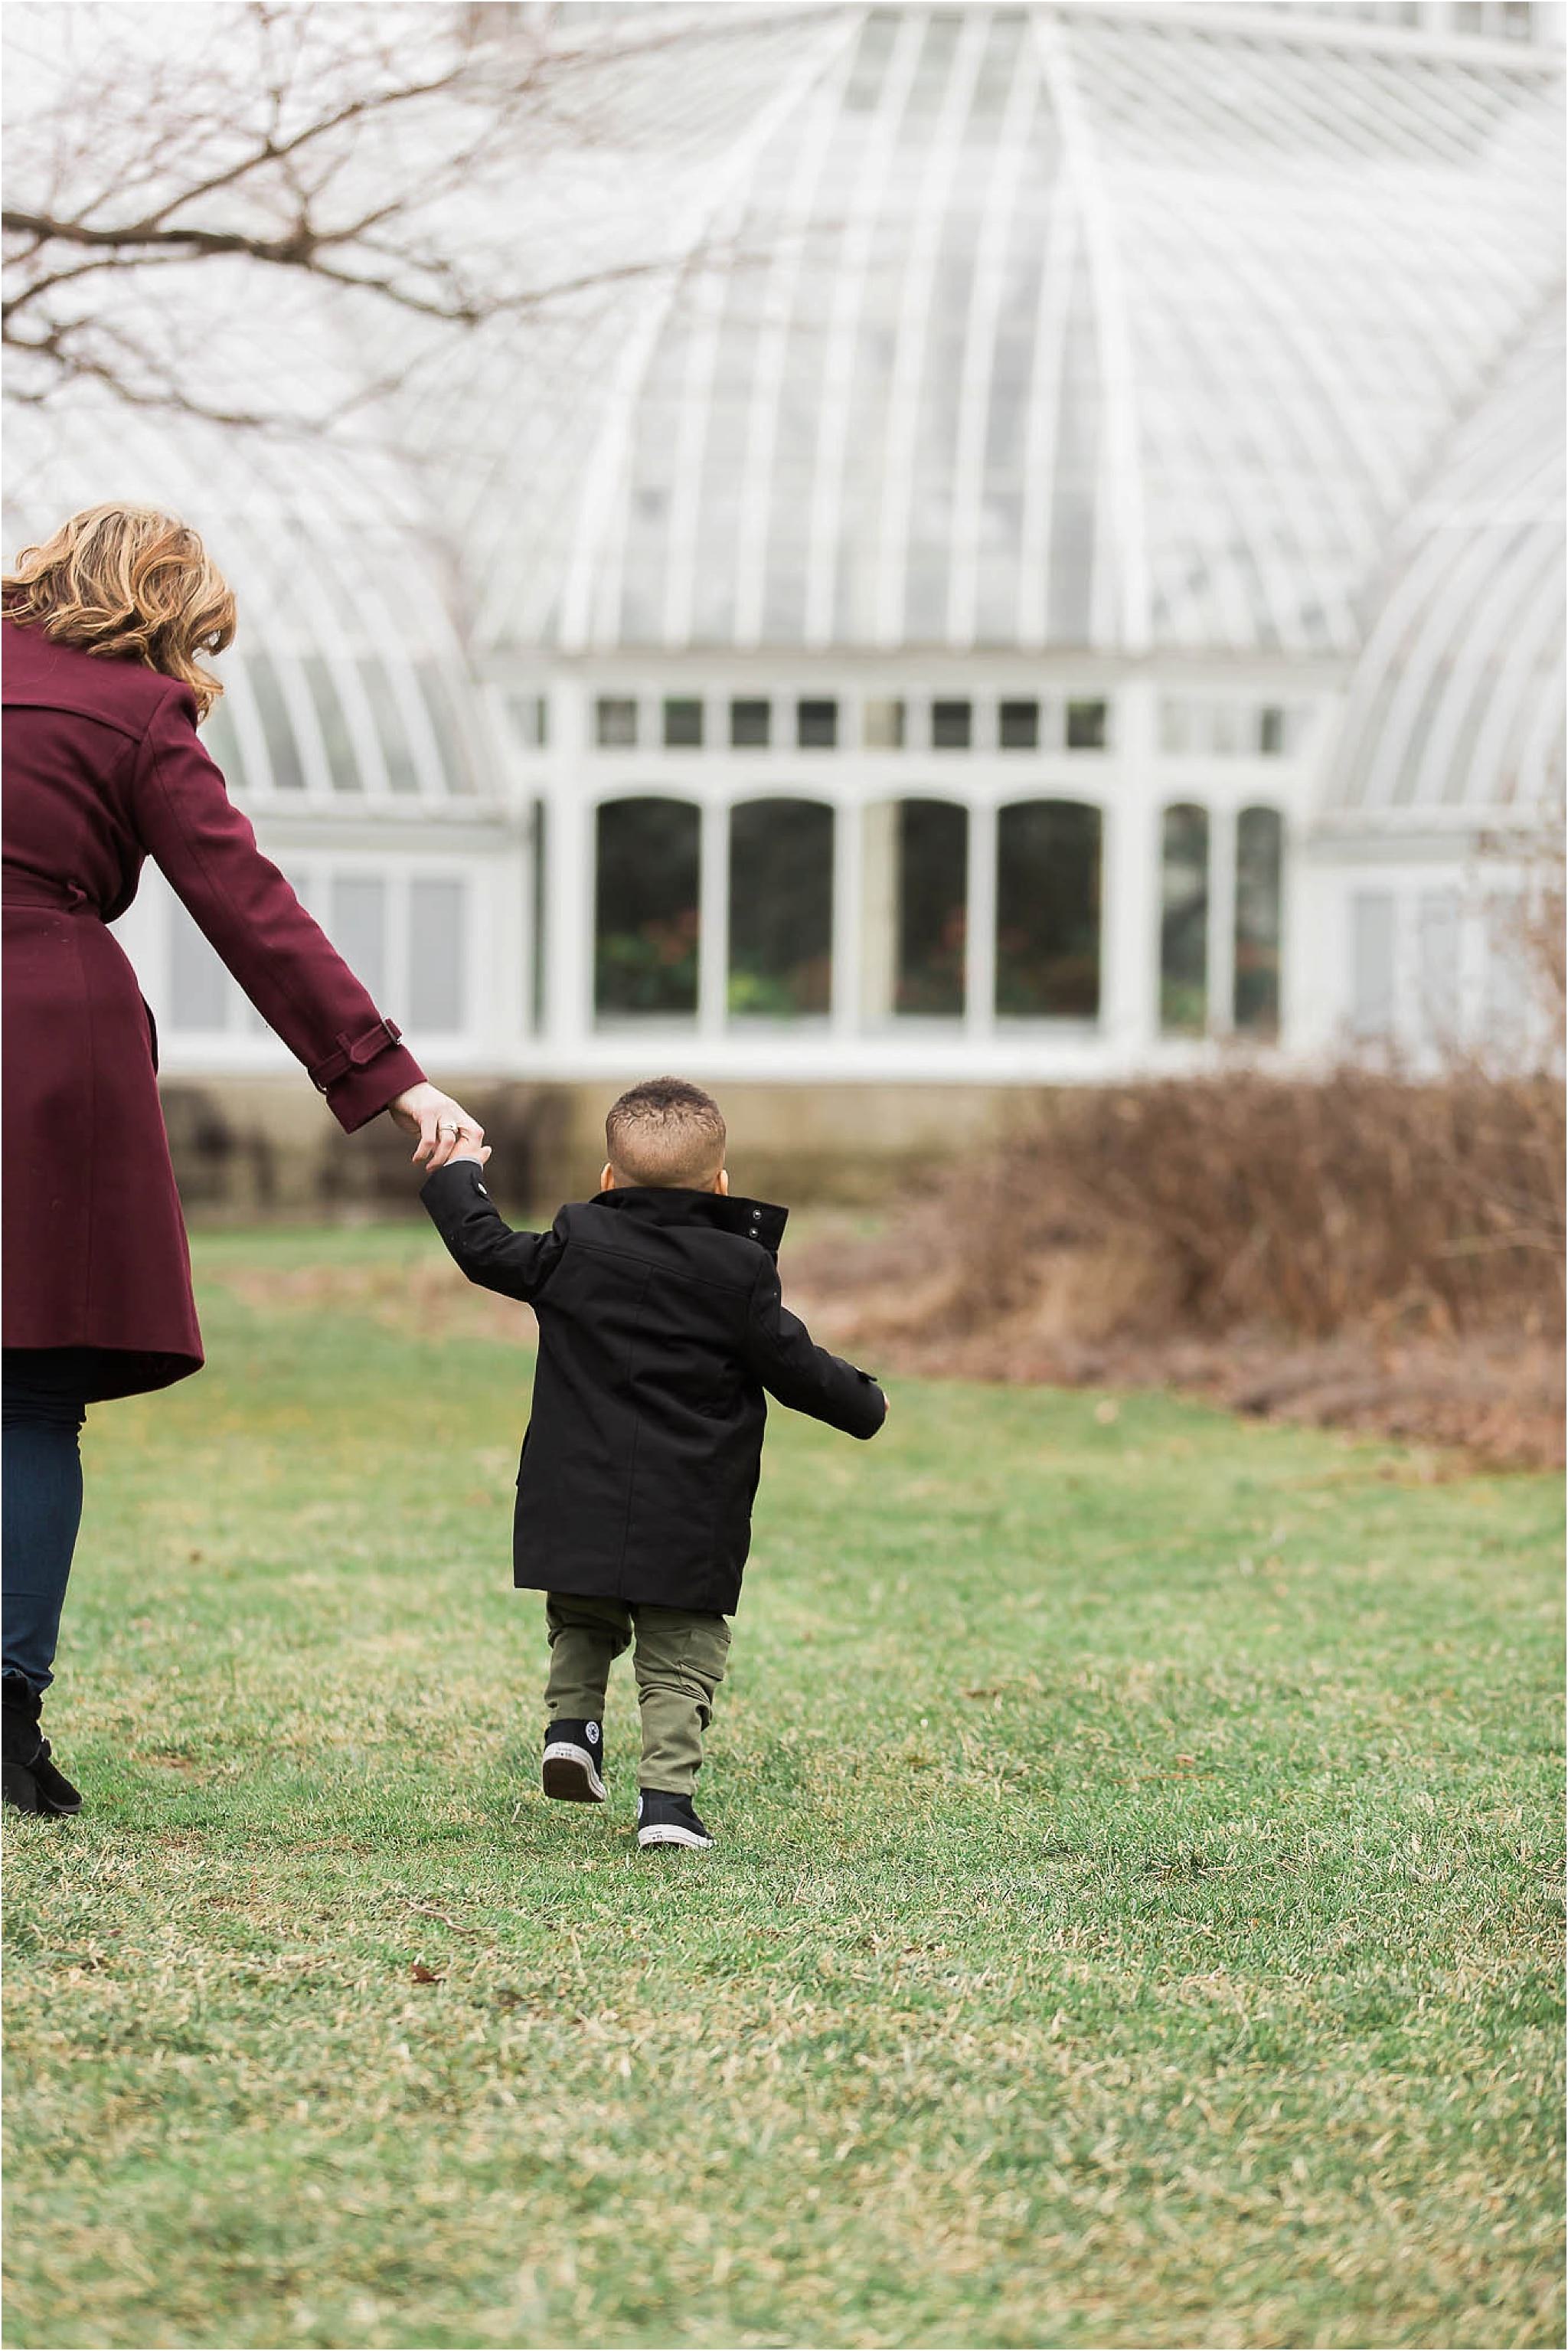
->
<box><xmin>420</xmin><ymin>1159</ymin><xmax>493</xmax><ymax>1211</ymax></box>
<box><xmin>323</xmin><ymin>1040</ymin><xmax>426</xmax><ymax>1133</ymax></box>
<box><xmin>851</xmin><ymin>1368</ymin><xmax>887</xmax><ymax>1438</ymax></box>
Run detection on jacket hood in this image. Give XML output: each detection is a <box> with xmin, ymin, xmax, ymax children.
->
<box><xmin>589</xmin><ymin>1186</ymin><xmax>789</xmax><ymax>1260</ymax></box>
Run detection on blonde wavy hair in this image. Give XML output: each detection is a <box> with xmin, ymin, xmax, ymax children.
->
<box><xmin>3</xmin><ymin>503</ymin><xmax>237</xmax><ymax>720</ymax></box>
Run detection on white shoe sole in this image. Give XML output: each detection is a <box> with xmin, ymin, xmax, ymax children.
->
<box><xmin>542</xmin><ymin>1742</ymin><xmax>606</xmax><ymax>1803</ymax></box>
<box><xmin>637</xmin><ymin>1823</ymin><xmax>714</xmax><ymax>1849</ymax></box>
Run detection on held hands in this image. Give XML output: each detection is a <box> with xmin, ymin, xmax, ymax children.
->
<box><xmin>387</xmin><ymin>1083</ymin><xmax>488</xmax><ymax>1171</ymax></box>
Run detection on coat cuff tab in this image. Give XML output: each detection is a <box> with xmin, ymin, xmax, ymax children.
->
<box><xmin>309</xmin><ymin>1017</ymin><xmax>403</xmax><ymax>1093</ymax></box>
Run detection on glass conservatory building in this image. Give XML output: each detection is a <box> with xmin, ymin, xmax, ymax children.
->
<box><xmin>7</xmin><ymin>1</ymin><xmax>1563</xmax><ymax>1110</ymax></box>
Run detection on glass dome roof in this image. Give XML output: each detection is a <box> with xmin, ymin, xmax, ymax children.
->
<box><xmin>455</xmin><ymin>2</ymin><xmax>1563</xmax><ymax>661</ymax></box>
<box><xmin>1328</xmin><ymin>296</ymin><xmax>1565</xmax><ymax>818</ymax></box>
<box><xmin>2</xmin><ymin>397</ymin><xmax>493</xmax><ymax>806</ymax></box>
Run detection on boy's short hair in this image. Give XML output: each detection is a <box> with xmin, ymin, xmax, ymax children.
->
<box><xmin>606</xmin><ymin>1077</ymin><xmax>727</xmax><ymax>1189</ymax></box>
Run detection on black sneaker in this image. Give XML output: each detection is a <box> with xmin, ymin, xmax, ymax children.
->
<box><xmin>542</xmin><ymin>1717</ymin><xmax>606</xmax><ymax>1803</ymax></box>
<box><xmin>636</xmin><ymin>1790</ymin><xmax>714</xmax><ymax>1849</ymax></box>
<box><xmin>2</xmin><ymin>1677</ymin><xmax>82</xmax><ymax>1818</ymax></box>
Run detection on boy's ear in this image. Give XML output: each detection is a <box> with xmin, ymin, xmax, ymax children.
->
<box><xmin>714</xmin><ymin>1167</ymin><xmax>730</xmax><ymax>1195</ymax></box>
<box><xmin>599</xmin><ymin>1162</ymin><xmax>615</xmax><ymax>1192</ymax></box>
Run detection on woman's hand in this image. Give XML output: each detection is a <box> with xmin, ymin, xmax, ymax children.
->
<box><xmin>387</xmin><ymin>1083</ymin><xmax>486</xmax><ymax>1171</ymax></box>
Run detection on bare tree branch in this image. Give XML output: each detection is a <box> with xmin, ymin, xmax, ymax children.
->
<box><xmin>3</xmin><ymin>0</ymin><xmax>812</xmax><ymax>421</ymax></box>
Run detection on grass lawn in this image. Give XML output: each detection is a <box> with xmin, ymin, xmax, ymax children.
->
<box><xmin>3</xmin><ymin>1223</ymin><xmax>1563</xmax><ymax>2351</ymax></box>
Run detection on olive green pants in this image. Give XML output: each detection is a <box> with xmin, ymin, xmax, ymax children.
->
<box><xmin>544</xmin><ymin>1594</ymin><xmax>731</xmax><ymax>1797</ymax></box>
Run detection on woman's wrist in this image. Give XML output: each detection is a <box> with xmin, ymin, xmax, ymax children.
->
<box><xmin>388</xmin><ymin>1082</ymin><xmax>487</xmax><ymax>1170</ymax></box>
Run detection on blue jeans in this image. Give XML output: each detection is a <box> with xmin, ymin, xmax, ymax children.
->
<box><xmin>2</xmin><ymin>1354</ymin><xmax>87</xmax><ymax>1694</ymax></box>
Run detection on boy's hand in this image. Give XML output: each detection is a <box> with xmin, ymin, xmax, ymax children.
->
<box><xmin>451</xmin><ymin>1143</ymin><xmax>492</xmax><ymax>1166</ymax></box>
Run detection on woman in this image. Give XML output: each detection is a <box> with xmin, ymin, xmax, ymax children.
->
<box><xmin>2</xmin><ymin>504</ymin><xmax>486</xmax><ymax>1816</ymax></box>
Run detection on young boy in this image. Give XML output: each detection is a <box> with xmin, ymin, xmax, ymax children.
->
<box><xmin>420</xmin><ymin>1076</ymin><xmax>887</xmax><ymax>1850</ymax></box>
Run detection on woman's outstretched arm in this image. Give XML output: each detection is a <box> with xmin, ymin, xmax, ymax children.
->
<box><xmin>127</xmin><ymin>678</ymin><xmax>484</xmax><ymax>1166</ymax></box>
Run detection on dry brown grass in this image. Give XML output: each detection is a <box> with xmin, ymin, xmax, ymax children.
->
<box><xmin>794</xmin><ymin>1068</ymin><xmax>1566</xmax><ymax>1471</ymax></box>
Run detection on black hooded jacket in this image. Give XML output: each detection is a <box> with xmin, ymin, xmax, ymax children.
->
<box><xmin>420</xmin><ymin>1162</ymin><xmax>886</xmax><ymax>1614</ymax></box>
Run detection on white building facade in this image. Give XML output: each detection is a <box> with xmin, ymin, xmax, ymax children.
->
<box><xmin>8</xmin><ymin>2</ymin><xmax>1563</xmax><ymax>1103</ymax></box>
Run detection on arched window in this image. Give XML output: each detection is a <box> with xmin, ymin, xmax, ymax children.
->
<box><xmin>594</xmin><ymin>797</ymin><xmax>700</xmax><ymax>1021</ymax></box>
<box><xmin>862</xmin><ymin>800</ymin><xmax>967</xmax><ymax>1021</ymax></box>
<box><xmin>995</xmin><ymin>801</ymin><xmax>1102</xmax><ymax>1019</ymax></box>
<box><xmin>1160</xmin><ymin>804</ymin><xmax>1209</xmax><ymax>1035</ymax></box>
<box><xmin>729</xmin><ymin>798</ymin><xmax>833</xmax><ymax>1018</ymax></box>
<box><xmin>1234</xmin><ymin>806</ymin><xmax>1283</xmax><ymax>1036</ymax></box>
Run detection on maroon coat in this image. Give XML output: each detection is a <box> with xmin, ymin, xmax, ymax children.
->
<box><xmin>2</xmin><ymin>618</ymin><xmax>425</xmax><ymax>1399</ymax></box>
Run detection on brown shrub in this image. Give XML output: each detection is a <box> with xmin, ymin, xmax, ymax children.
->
<box><xmin>795</xmin><ymin>1068</ymin><xmax>1565</xmax><ymax>1467</ymax></box>
<box><xmin>933</xmin><ymin>1069</ymin><xmax>1566</xmax><ymax>1346</ymax></box>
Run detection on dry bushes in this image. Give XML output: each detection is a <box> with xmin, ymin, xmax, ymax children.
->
<box><xmin>795</xmin><ymin>1068</ymin><xmax>1565</xmax><ymax>1468</ymax></box>
<box><xmin>942</xmin><ymin>1069</ymin><xmax>1565</xmax><ymax>1345</ymax></box>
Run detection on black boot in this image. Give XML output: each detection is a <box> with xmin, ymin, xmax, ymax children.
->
<box><xmin>2</xmin><ymin>1676</ymin><xmax>82</xmax><ymax>1816</ymax></box>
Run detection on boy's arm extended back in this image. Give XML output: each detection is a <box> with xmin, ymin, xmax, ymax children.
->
<box><xmin>743</xmin><ymin>1254</ymin><xmax>886</xmax><ymax>1439</ymax></box>
<box><xmin>420</xmin><ymin>1160</ymin><xmax>562</xmax><ymax>1303</ymax></box>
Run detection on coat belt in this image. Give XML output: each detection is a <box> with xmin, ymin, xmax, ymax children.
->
<box><xmin>1</xmin><ymin>871</ymin><xmax>96</xmax><ymax>913</ymax></box>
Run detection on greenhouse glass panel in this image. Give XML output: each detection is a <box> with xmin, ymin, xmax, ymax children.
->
<box><xmin>1161</xmin><ymin>804</ymin><xmax>1210</xmax><ymax>1035</ymax></box>
<box><xmin>1066</xmin><ymin>699</ymin><xmax>1109</xmax><ymax>750</ymax></box>
<box><xmin>1352</xmin><ymin>892</ymin><xmax>1396</xmax><ymax>1038</ymax></box>
<box><xmin>995</xmin><ymin>802</ymin><xmax>1102</xmax><ymax>1019</ymax></box>
<box><xmin>360</xmin><ymin>659</ymin><xmax>420</xmax><ymax>795</ymax></box>
<box><xmin>201</xmin><ymin>696</ymin><xmax>246</xmax><ymax>790</ymax></box>
<box><xmin>1234</xmin><ymin>806</ymin><xmax>1284</xmax><ymax>1035</ymax></box>
<box><xmin>168</xmin><ymin>898</ymin><xmax>233</xmax><ymax>1032</ymax></box>
<box><xmin>416</xmin><ymin>668</ymin><xmax>478</xmax><ymax>796</ymax></box>
<box><xmin>594</xmin><ymin>798</ymin><xmax>699</xmax><ymax>1020</ymax></box>
<box><xmin>530</xmin><ymin>801</ymin><xmax>548</xmax><ymax>1029</ymax></box>
<box><xmin>409</xmin><ymin>878</ymin><xmax>467</xmax><ymax>1032</ymax></box>
<box><xmin>1417</xmin><ymin>889</ymin><xmax>1461</xmax><ymax>1050</ymax></box>
<box><xmin>329</xmin><ymin>876</ymin><xmax>387</xmax><ymax>1005</ymax></box>
<box><xmin>932</xmin><ymin>701</ymin><xmax>972</xmax><ymax>750</ymax></box>
<box><xmin>730</xmin><ymin>699</ymin><xmax>770</xmax><ymax>749</ymax></box>
<box><xmin>797</xmin><ymin>699</ymin><xmax>838</xmax><ymax>750</ymax></box>
<box><xmin>861</xmin><ymin>800</ymin><xmax>967</xmax><ymax>1022</ymax></box>
<box><xmin>596</xmin><ymin>698</ymin><xmax>639</xmax><ymax>750</ymax></box>
<box><xmin>895</xmin><ymin>801</ymin><xmax>967</xmax><ymax>1017</ymax></box>
<box><xmin>729</xmin><ymin>799</ymin><xmax>834</xmax><ymax>1018</ymax></box>
<box><xmin>1046</xmin><ymin>253</ymin><xmax>1101</xmax><ymax>646</ymax></box>
<box><xmin>303</xmin><ymin>658</ymin><xmax>362</xmax><ymax>793</ymax></box>
<box><xmin>247</xmin><ymin>652</ymin><xmax>306</xmax><ymax>791</ymax></box>
<box><xmin>1484</xmin><ymin>896</ymin><xmax>1529</xmax><ymax>1041</ymax></box>
<box><xmin>999</xmin><ymin>700</ymin><xmax>1039</xmax><ymax>750</ymax></box>
<box><xmin>509</xmin><ymin>695</ymin><xmax>548</xmax><ymax>750</ymax></box>
<box><xmin>1159</xmin><ymin>701</ymin><xmax>1193</xmax><ymax>754</ymax></box>
<box><xmin>664</xmin><ymin>698</ymin><xmax>704</xmax><ymax>749</ymax></box>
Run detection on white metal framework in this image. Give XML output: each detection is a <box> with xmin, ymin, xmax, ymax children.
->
<box><xmin>460</xmin><ymin>4</ymin><xmax>1563</xmax><ymax>665</ymax></box>
<box><xmin>4</xmin><ymin>2</ymin><xmax>1563</xmax><ymax>1089</ymax></box>
<box><xmin>1328</xmin><ymin>298</ymin><xmax>1566</xmax><ymax>822</ymax></box>
<box><xmin>5</xmin><ymin>404</ymin><xmax>493</xmax><ymax>809</ymax></box>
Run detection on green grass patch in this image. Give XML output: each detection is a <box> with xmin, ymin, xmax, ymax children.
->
<box><xmin>5</xmin><ymin>1224</ymin><xmax>1563</xmax><ymax>2349</ymax></box>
